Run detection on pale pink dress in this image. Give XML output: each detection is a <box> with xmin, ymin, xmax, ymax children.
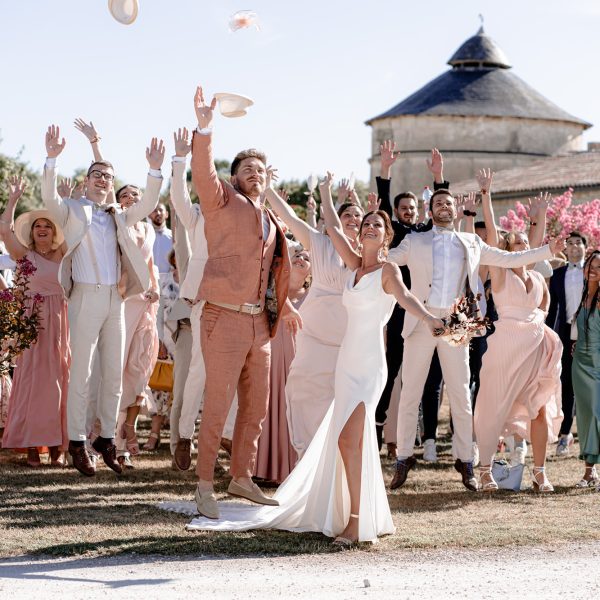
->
<box><xmin>2</xmin><ymin>252</ymin><xmax>69</xmax><ymax>449</ymax></box>
<box><xmin>474</xmin><ymin>269</ymin><xmax>563</xmax><ymax>466</ymax></box>
<box><xmin>120</xmin><ymin>222</ymin><xmax>159</xmax><ymax>411</ymax></box>
<box><xmin>254</xmin><ymin>294</ymin><xmax>306</xmax><ymax>483</ymax></box>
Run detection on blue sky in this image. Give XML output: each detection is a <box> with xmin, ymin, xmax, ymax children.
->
<box><xmin>1</xmin><ymin>0</ymin><xmax>599</xmax><ymax>191</ymax></box>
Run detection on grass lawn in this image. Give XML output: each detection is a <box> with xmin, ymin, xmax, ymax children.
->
<box><xmin>1</xmin><ymin>413</ymin><xmax>599</xmax><ymax>558</ymax></box>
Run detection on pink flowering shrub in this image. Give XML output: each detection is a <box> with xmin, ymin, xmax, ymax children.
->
<box><xmin>500</xmin><ymin>189</ymin><xmax>600</xmax><ymax>249</ymax></box>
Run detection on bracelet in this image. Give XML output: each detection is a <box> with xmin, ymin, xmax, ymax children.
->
<box><xmin>463</xmin><ymin>209</ymin><xmax>476</xmax><ymax>217</ymax></box>
<box><xmin>480</xmin><ymin>189</ymin><xmax>488</xmax><ymax>195</ymax></box>
<box><xmin>530</xmin><ymin>221</ymin><xmax>537</xmax><ymax>226</ymax></box>
<box><xmin>90</xmin><ymin>136</ymin><xmax>101</xmax><ymax>144</ymax></box>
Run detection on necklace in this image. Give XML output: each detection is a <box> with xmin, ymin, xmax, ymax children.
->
<box><xmin>36</xmin><ymin>247</ymin><xmax>52</xmax><ymax>256</ymax></box>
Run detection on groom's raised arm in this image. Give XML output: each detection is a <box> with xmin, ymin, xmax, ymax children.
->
<box><xmin>190</xmin><ymin>86</ymin><xmax>226</xmax><ymax>212</ymax></box>
<box><xmin>479</xmin><ymin>241</ymin><xmax>554</xmax><ymax>268</ymax></box>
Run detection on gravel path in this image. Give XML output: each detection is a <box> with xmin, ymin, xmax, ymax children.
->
<box><xmin>1</xmin><ymin>543</ymin><xmax>599</xmax><ymax>599</ymax></box>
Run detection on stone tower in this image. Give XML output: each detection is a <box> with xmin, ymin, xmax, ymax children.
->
<box><xmin>366</xmin><ymin>26</ymin><xmax>591</xmax><ymax>197</ymax></box>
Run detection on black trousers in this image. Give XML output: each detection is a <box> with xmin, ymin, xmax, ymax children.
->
<box><xmin>375</xmin><ymin>305</ymin><xmax>443</xmax><ymax>445</ymax></box>
<box><xmin>558</xmin><ymin>323</ymin><xmax>575</xmax><ymax>435</ymax></box>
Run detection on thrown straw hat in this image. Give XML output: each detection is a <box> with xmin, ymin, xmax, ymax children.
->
<box><xmin>108</xmin><ymin>0</ymin><xmax>139</xmax><ymax>25</ymax></box>
<box><xmin>14</xmin><ymin>210</ymin><xmax>65</xmax><ymax>250</ymax></box>
<box><xmin>213</xmin><ymin>92</ymin><xmax>254</xmax><ymax>118</ymax></box>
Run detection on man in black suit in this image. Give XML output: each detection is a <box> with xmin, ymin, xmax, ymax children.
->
<box><xmin>373</xmin><ymin>141</ymin><xmax>447</xmax><ymax>459</ymax></box>
<box><xmin>547</xmin><ymin>231</ymin><xmax>587</xmax><ymax>456</ymax></box>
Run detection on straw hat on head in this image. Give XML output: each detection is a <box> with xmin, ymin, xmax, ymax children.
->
<box><xmin>108</xmin><ymin>0</ymin><xmax>139</xmax><ymax>25</ymax></box>
<box><xmin>14</xmin><ymin>210</ymin><xmax>65</xmax><ymax>250</ymax></box>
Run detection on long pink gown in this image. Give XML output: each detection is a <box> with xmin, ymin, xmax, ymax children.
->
<box><xmin>474</xmin><ymin>269</ymin><xmax>563</xmax><ymax>466</ymax></box>
<box><xmin>254</xmin><ymin>295</ymin><xmax>306</xmax><ymax>483</ymax></box>
<box><xmin>2</xmin><ymin>252</ymin><xmax>70</xmax><ymax>449</ymax></box>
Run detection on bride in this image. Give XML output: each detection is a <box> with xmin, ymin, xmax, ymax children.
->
<box><xmin>162</xmin><ymin>174</ymin><xmax>443</xmax><ymax>545</ymax></box>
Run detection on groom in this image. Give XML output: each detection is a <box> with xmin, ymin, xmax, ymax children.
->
<box><xmin>388</xmin><ymin>188</ymin><xmax>564</xmax><ymax>491</ymax></box>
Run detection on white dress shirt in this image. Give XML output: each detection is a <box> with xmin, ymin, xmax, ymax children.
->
<box><xmin>72</xmin><ymin>200</ymin><xmax>118</xmax><ymax>285</ymax></box>
<box><xmin>565</xmin><ymin>261</ymin><xmax>584</xmax><ymax>324</ymax></box>
<box><xmin>429</xmin><ymin>226</ymin><xmax>466</xmax><ymax>308</ymax></box>
<box><xmin>152</xmin><ymin>226</ymin><xmax>173</xmax><ymax>276</ymax></box>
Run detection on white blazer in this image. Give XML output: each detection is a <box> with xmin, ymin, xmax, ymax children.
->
<box><xmin>42</xmin><ymin>166</ymin><xmax>162</xmax><ymax>298</ymax></box>
<box><xmin>388</xmin><ymin>229</ymin><xmax>553</xmax><ymax>338</ymax></box>
<box><xmin>169</xmin><ymin>159</ymin><xmax>207</xmax><ymax>302</ymax></box>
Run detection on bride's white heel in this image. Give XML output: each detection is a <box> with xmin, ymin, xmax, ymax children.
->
<box><xmin>333</xmin><ymin>514</ymin><xmax>359</xmax><ymax>547</ymax></box>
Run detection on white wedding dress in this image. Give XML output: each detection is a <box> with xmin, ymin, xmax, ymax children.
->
<box><xmin>160</xmin><ymin>267</ymin><xmax>396</xmax><ymax>542</ymax></box>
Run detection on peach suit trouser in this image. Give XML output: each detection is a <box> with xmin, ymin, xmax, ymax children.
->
<box><xmin>397</xmin><ymin>308</ymin><xmax>473</xmax><ymax>462</ymax></box>
<box><xmin>196</xmin><ymin>303</ymin><xmax>270</xmax><ymax>480</ymax></box>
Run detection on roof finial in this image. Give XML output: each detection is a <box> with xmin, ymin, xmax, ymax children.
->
<box><xmin>478</xmin><ymin>14</ymin><xmax>485</xmax><ymax>34</ymax></box>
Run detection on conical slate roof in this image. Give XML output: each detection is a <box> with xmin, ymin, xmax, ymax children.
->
<box><xmin>367</xmin><ymin>28</ymin><xmax>590</xmax><ymax>128</ymax></box>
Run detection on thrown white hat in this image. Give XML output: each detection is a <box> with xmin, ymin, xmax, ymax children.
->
<box><xmin>14</xmin><ymin>210</ymin><xmax>65</xmax><ymax>250</ymax></box>
<box><xmin>108</xmin><ymin>0</ymin><xmax>139</xmax><ymax>25</ymax></box>
<box><xmin>213</xmin><ymin>92</ymin><xmax>254</xmax><ymax>118</ymax></box>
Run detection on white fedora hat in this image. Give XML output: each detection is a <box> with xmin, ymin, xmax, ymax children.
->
<box><xmin>108</xmin><ymin>0</ymin><xmax>139</xmax><ymax>25</ymax></box>
<box><xmin>14</xmin><ymin>210</ymin><xmax>65</xmax><ymax>250</ymax></box>
<box><xmin>213</xmin><ymin>92</ymin><xmax>254</xmax><ymax>118</ymax></box>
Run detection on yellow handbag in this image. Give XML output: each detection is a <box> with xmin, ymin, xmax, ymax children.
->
<box><xmin>149</xmin><ymin>359</ymin><xmax>174</xmax><ymax>392</ymax></box>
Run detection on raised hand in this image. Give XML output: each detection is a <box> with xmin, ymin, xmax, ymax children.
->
<box><xmin>45</xmin><ymin>124</ymin><xmax>66</xmax><ymax>158</ymax></box>
<box><xmin>366</xmin><ymin>192</ymin><xmax>381</xmax><ymax>213</ymax></box>
<box><xmin>476</xmin><ymin>168</ymin><xmax>494</xmax><ymax>194</ymax></box>
<box><xmin>57</xmin><ymin>177</ymin><xmax>74</xmax><ymax>199</ymax></box>
<box><xmin>278</xmin><ymin>188</ymin><xmax>289</xmax><ymax>203</ymax></box>
<box><xmin>194</xmin><ymin>86</ymin><xmax>217</xmax><ymax>130</ymax></box>
<box><xmin>527</xmin><ymin>191</ymin><xmax>551</xmax><ymax>220</ymax></box>
<box><xmin>146</xmin><ymin>137</ymin><xmax>165</xmax><ymax>170</ymax></box>
<box><xmin>266</xmin><ymin>165</ymin><xmax>279</xmax><ymax>190</ymax></box>
<box><xmin>464</xmin><ymin>191</ymin><xmax>479</xmax><ymax>214</ymax></box>
<box><xmin>337</xmin><ymin>178</ymin><xmax>351</xmax><ymax>205</ymax></box>
<box><xmin>380</xmin><ymin>139</ymin><xmax>399</xmax><ymax>174</ymax></box>
<box><xmin>72</xmin><ymin>181</ymin><xmax>85</xmax><ymax>200</ymax></box>
<box><xmin>454</xmin><ymin>194</ymin><xmax>465</xmax><ymax>218</ymax></box>
<box><xmin>306</xmin><ymin>195</ymin><xmax>317</xmax><ymax>213</ymax></box>
<box><xmin>319</xmin><ymin>171</ymin><xmax>335</xmax><ymax>193</ymax></box>
<box><xmin>426</xmin><ymin>148</ymin><xmax>444</xmax><ymax>181</ymax></box>
<box><xmin>549</xmin><ymin>237</ymin><xmax>566</xmax><ymax>256</ymax></box>
<box><xmin>173</xmin><ymin>127</ymin><xmax>191</xmax><ymax>157</ymax></box>
<box><xmin>74</xmin><ymin>118</ymin><xmax>99</xmax><ymax>142</ymax></box>
<box><xmin>8</xmin><ymin>175</ymin><xmax>27</xmax><ymax>205</ymax></box>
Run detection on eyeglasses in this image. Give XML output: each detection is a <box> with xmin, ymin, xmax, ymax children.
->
<box><xmin>89</xmin><ymin>170</ymin><xmax>115</xmax><ymax>182</ymax></box>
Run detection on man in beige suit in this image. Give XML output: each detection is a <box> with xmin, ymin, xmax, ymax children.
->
<box><xmin>388</xmin><ymin>189</ymin><xmax>565</xmax><ymax>491</ymax></box>
<box><xmin>186</xmin><ymin>87</ymin><xmax>302</xmax><ymax>519</ymax></box>
<box><xmin>42</xmin><ymin>125</ymin><xmax>164</xmax><ymax>476</ymax></box>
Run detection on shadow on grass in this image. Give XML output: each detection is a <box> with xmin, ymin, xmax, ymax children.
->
<box><xmin>29</xmin><ymin>531</ymin><xmax>337</xmax><ymax>558</ymax></box>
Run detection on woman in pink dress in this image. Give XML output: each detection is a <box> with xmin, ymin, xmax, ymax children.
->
<box><xmin>0</xmin><ymin>176</ymin><xmax>69</xmax><ymax>467</ymax></box>
<box><xmin>254</xmin><ymin>247</ymin><xmax>311</xmax><ymax>483</ymax></box>
<box><xmin>474</xmin><ymin>170</ymin><xmax>563</xmax><ymax>492</ymax></box>
<box><xmin>113</xmin><ymin>184</ymin><xmax>160</xmax><ymax>468</ymax></box>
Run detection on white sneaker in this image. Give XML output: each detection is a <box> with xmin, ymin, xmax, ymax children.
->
<box><xmin>423</xmin><ymin>439</ymin><xmax>437</xmax><ymax>463</ymax></box>
<box><xmin>556</xmin><ymin>433</ymin><xmax>573</xmax><ymax>457</ymax></box>
<box><xmin>472</xmin><ymin>442</ymin><xmax>480</xmax><ymax>467</ymax></box>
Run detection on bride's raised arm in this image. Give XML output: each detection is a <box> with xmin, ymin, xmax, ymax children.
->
<box><xmin>319</xmin><ymin>172</ymin><xmax>361</xmax><ymax>270</ymax></box>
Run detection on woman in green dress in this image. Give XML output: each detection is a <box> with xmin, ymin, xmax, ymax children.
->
<box><xmin>572</xmin><ymin>250</ymin><xmax>600</xmax><ymax>489</ymax></box>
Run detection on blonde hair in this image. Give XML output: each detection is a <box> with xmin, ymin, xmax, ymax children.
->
<box><xmin>29</xmin><ymin>218</ymin><xmax>58</xmax><ymax>249</ymax></box>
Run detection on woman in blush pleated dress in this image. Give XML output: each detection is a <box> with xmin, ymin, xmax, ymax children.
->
<box><xmin>474</xmin><ymin>170</ymin><xmax>563</xmax><ymax>492</ymax></box>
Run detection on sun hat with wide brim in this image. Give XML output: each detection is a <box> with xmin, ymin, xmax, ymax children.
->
<box><xmin>213</xmin><ymin>92</ymin><xmax>254</xmax><ymax>118</ymax></box>
<box><xmin>14</xmin><ymin>210</ymin><xmax>65</xmax><ymax>250</ymax></box>
<box><xmin>108</xmin><ymin>0</ymin><xmax>139</xmax><ymax>25</ymax></box>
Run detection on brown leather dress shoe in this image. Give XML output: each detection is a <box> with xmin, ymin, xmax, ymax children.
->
<box><xmin>390</xmin><ymin>455</ymin><xmax>416</xmax><ymax>490</ymax></box>
<box><xmin>454</xmin><ymin>459</ymin><xmax>479</xmax><ymax>491</ymax></box>
<box><xmin>92</xmin><ymin>437</ymin><xmax>123</xmax><ymax>474</ymax></box>
<box><xmin>68</xmin><ymin>442</ymin><xmax>96</xmax><ymax>477</ymax></box>
<box><xmin>174</xmin><ymin>439</ymin><xmax>192</xmax><ymax>471</ymax></box>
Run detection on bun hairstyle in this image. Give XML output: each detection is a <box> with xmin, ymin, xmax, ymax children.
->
<box><xmin>360</xmin><ymin>210</ymin><xmax>394</xmax><ymax>256</ymax></box>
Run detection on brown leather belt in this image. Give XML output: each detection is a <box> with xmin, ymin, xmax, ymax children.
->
<box><xmin>207</xmin><ymin>301</ymin><xmax>264</xmax><ymax>315</ymax></box>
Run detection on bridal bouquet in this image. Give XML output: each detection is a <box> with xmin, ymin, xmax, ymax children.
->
<box><xmin>0</xmin><ymin>257</ymin><xmax>44</xmax><ymax>374</ymax></box>
<box><xmin>439</xmin><ymin>294</ymin><xmax>489</xmax><ymax>347</ymax></box>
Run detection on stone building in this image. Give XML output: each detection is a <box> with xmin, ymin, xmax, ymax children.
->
<box><xmin>365</xmin><ymin>26</ymin><xmax>591</xmax><ymax>200</ymax></box>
